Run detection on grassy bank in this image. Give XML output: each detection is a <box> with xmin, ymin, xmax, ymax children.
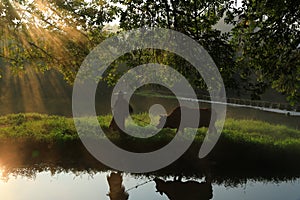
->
<box><xmin>1</xmin><ymin>113</ymin><xmax>300</xmax><ymax>168</ymax></box>
<box><xmin>1</xmin><ymin>113</ymin><xmax>299</xmax><ymax>145</ymax></box>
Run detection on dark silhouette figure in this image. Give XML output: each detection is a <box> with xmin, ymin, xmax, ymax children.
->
<box><xmin>157</xmin><ymin>107</ymin><xmax>217</xmax><ymax>133</ymax></box>
<box><xmin>154</xmin><ymin>177</ymin><xmax>213</xmax><ymax>200</ymax></box>
<box><xmin>109</xmin><ymin>92</ymin><xmax>133</xmax><ymax>133</ymax></box>
<box><xmin>107</xmin><ymin>172</ymin><xmax>129</xmax><ymax>200</ymax></box>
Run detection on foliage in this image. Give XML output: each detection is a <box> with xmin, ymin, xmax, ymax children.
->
<box><xmin>0</xmin><ymin>0</ymin><xmax>299</xmax><ymax>103</ymax></box>
<box><xmin>0</xmin><ymin>0</ymin><xmax>118</xmax><ymax>83</ymax></box>
<box><xmin>227</xmin><ymin>0</ymin><xmax>300</xmax><ymax>103</ymax></box>
<box><xmin>113</xmin><ymin>0</ymin><xmax>237</xmax><ymax>90</ymax></box>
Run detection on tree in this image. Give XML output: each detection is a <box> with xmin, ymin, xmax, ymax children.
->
<box><xmin>113</xmin><ymin>0</ymin><xmax>237</xmax><ymax>91</ymax></box>
<box><xmin>0</xmin><ymin>0</ymin><xmax>119</xmax><ymax>83</ymax></box>
<box><xmin>2</xmin><ymin>0</ymin><xmax>299</xmax><ymax>104</ymax></box>
<box><xmin>227</xmin><ymin>0</ymin><xmax>300</xmax><ymax>103</ymax></box>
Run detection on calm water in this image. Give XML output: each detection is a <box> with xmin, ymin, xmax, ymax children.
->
<box><xmin>1</xmin><ymin>169</ymin><xmax>300</xmax><ymax>200</ymax></box>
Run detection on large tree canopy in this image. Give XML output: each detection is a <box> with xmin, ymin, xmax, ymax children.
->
<box><xmin>115</xmin><ymin>0</ymin><xmax>237</xmax><ymax>91</ymax></box>
<box><xmin>227</xmin><ymin>0</ymin><xmax>300</xmax><ymax>103</ymax></box>
<box><xmin>0</xmin><ymin>0</ymin><xmax>299</xmax><ymax>103</ymax></box>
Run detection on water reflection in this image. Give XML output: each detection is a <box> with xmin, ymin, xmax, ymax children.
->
<box><xmin>154</xmin><ymin>176</ymin><xmax>212</xmax><ymax>200</ymax></box>
<box><xmin>0</xmin><ymin>162</ymin><xmax>300</xmax><ymax>200</ymax></box>
<box><xmin>1</xmin><ymin>141</ymin><xmax>300</xmax><ymax>200</ymax></box>
<box><xmin>107</xmin><ymin>172</ymin><xmax>129</xmax><ymax>200</ymax></box>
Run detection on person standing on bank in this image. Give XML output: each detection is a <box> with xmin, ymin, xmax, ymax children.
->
<box><xmin>109</xmin><ymin>91</ymin><xmax>133</xmax><ymax>133</ymax></box>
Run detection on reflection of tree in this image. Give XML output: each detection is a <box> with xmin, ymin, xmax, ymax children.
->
<box><xmin>154</xmin><ymin>177</ymin><xmax>213</xmax><ymax>200</ymax></box>
<box><xmin>0</xmin><ymin>141</ymin><xmax>299</xmax><ymax>186</ymax></box>
<box><xmin>107</xmin><ymin>172</ymin><xmax>129</xmax><ymax>200</ymax></box>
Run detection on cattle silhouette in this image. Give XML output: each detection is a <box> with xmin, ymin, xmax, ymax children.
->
<box><xmin>154</xmin><ymin>177</ymin><xmax>213</xmax><ymax>200</ymax></box>
<box><xmin>157</xmin><ymin>106</ymin><xmax>217</xmax><ymax>133</ymax></box>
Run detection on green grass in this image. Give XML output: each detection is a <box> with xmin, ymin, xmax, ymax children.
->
<box><xmin>0</xmin><ymin>113</ymin><xmax>300</xmax><ymax>152</ymax></box>
<box><xmin>221</xmin><ymin>118</ymin><xmax>300</xmax><ymax>150</ymax></box>
<box><xmin>0</xmin><ymin>113</ymin><xmax>77</xmax><ymax>142</ymax></box>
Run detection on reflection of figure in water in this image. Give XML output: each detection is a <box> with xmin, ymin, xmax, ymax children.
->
<box><xmin>154</xmin><ymin>176</ymin><xmax>213</xmax><ymax>200</ymax></box>
<box><xmin>109</xmin><ymin>92</ymin><xmax>133</xmax><ymax>133</ymax></box>
<box><xmin>107</xmin><ymin>172</ymin><xmax>129</xmax><ymax>200</ymax></box>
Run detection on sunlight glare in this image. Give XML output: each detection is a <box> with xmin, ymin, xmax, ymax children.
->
<box><xmin>0</xmin><ymin>0</ymin><xmax>89</xmax><ymax>73</ymax></box>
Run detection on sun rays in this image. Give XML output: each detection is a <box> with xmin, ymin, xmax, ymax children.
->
<box><xmin>0</xmin><ymin>0</ymin><xmax>92</xmax><ymax>79</ymax></box>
